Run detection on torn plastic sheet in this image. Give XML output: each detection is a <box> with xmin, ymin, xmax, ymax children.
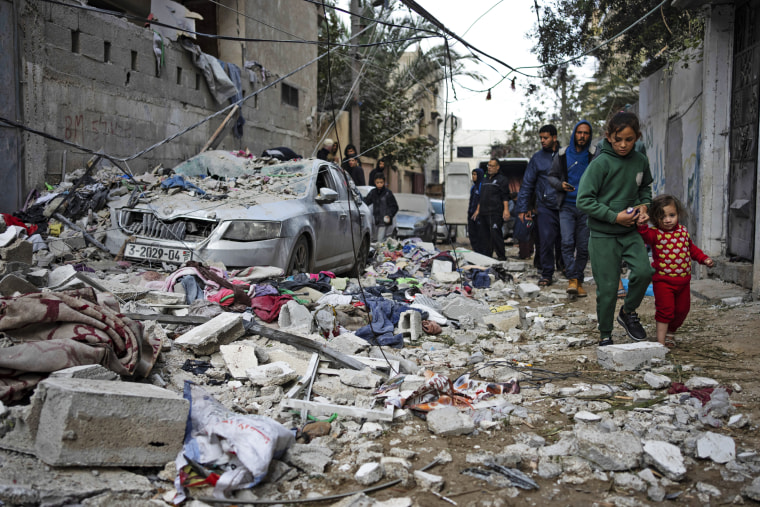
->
<box><xmin>173</xmin><ymin>382</ymin><xmax>295</xmax><ymax>502</ymax></box>
<box><xmin>377</xmin><ymin>370</ymin><xmax>520</xmax><ymax>413</ymax></box>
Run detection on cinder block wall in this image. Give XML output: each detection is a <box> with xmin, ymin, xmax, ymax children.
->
<box><xmin>17</xmin><ymin>0</ymin><xmax>319</xmax><ymax>192</ymax></box>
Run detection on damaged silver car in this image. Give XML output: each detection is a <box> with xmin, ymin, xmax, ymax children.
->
<box><xmin>105</xmin><ymin>151</ymin><xmax>372</xmax><ymax>275</ymax></box>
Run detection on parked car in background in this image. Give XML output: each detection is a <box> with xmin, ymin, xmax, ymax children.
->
<box><xmin>105</xmin><ymin>151</ymin><xmax>372</xmax><ymax>275</ymax></box>
<box><xmin>357</xmin><ymin>185</ymin><xmax>397</xmax><ymax>240</ymax></box>
<box><xmin>394</xmin><ymin>193</ymin><xmax>436</xmax><ymax>242</ymax></box>
<box><xmin>430</xmin><ymin>198</ymin><xmax>456</xmax><ymax>243</ymax></box>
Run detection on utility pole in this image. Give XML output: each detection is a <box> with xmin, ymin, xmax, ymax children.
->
<box><xmin>350</xmin><ymin>0</ymin><xmax>361</xmax><ymax>153</ymax></box>
<box><xmin>448</xmin><ymin>114</ymin><xmax>457</xmax><ymax>162</ymax></box>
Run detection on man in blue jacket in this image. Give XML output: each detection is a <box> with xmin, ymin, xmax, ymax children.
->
<box><xmin>548</xmin><ymin>120</ymin><xmax>595</xmax><ymax>297</ymax></box>
<box><xmin>515</xmin><ymin>124</ymin><xmax>560</xmax><ymax>286</ymax></box>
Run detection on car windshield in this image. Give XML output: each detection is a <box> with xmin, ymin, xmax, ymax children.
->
<box><xmin>431</xmin><ymin>200</ymin><xmax>443</xmax><ymax>214</ymax></box>
<box><xmin>395</xmin><ymin>194</ymin><xmax>429</xmax><ymax>213</ymax></box>
<box><xmin>172</xmin><ymin>151</ymin><xmax>311</xmax><ymax>195</ymax></box>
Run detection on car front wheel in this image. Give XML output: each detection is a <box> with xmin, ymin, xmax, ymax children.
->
<box><xmin>287</xmin><ymin>236</ymin><xmax>312</xmax><ymax>275</ymax></box>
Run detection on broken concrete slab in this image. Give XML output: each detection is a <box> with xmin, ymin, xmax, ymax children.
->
<box><xmin>596</xmin><ymin>342</ymin><xmax>669</xmax><ymax>371</ymax></box>
<box><xmin>454</xmin><ymin>248</ymin><xmax>501</xmax><ymax>267</ymax></box>
<box><xmin>0</xmin><ymin>273</ymin><xmax>39</xmax><ymax>296</ymax></box>
<box><xmin>49</xmin><ymin>364</ymin><xmax>119</xmax><ymax>381</ymax></box>
<box><xmin>28</xmin><ymin>377</ymin><xmax>188</xmax><ymax>466</ymax></box>
<box><xmin>0</xmin><ymin>239</ymin><xmax>33</xmax><ymax>264</ymax></box>
<box><xmin>427</xmin><ymin>406</ymin><xmax>475</xmax><ymax>436</ymax></box>
<box><xmin>219</xmin><ymin>341</ymin><xmax>259</xmax><ymax>379</ymax></box>
<box><xmin>284</xmin><ymin>443</ymin><xmax>333</xmax><ymax>473</ymax></box>
<box><xmin>355</xmin><ymin>462</ymin><xmax>384</xmax><ymax>485</ymax></box>
<box><xmin>340</xmin><ymin>368</ymin><xmax>382</xmax><ymax>389</ymax></box>
<box><xmin>174</xmin><ymin>312</ymin><xmax>245</xmax><ymax>355</ymax></box>
<box><xmin>696</xmin><ymin>432</ymin><xmax>735</xmax><ymax>463</ymax></box>
<box><xmin>482</xmin><ymin>309</ymin><xmax>520</xmax><ymax>331</ymax></box>
<box><xmin>0</xmin><ymin>450</ymin><xmax>154</xmax><ymax>506</ymax></box>
<box><xmin>575</xmin><ymin>428</ymin><xmax>643</xmax><ymax>470</ymax></box>
<box><xmin>246</xmin><ymin>361</ymin><xmax>299</xmax><ymax>387</ymax></box>
<box><xmin>685</xmin><ymin>376</ymin><xmax>719</xmax><ymax>389</ymax></box>
<box><xmin>643</xmin><ymin>371</ymin><xmax>671</xmax><ymax>389</ymax></box>
<box><xmin>278</xmin><ymin>300</ymin><xmax>314</xmax><ymax>332</ymax></box>
<box><xmin>642</xmin><ymin>440</ymin><xmax>687</xmax><ymax>480</ymax></box>
<box><xmin>413</xmin><ymin>470</ymin><xmax>444</xmax><ymax>492</ymax></box>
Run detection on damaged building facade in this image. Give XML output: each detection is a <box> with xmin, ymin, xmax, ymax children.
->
<box><xmin>640</xmin><ymin>0</ymin><xmax>760</xmax><ymax>297</ymax></box>
<box><xmin>0</xmin><ymin>0</ymin><xmax>321</xmax><ymax>212</ymax></box>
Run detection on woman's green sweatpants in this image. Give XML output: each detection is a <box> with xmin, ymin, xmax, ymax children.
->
<box><xmin>588</xmin><ymin>231</ymin><xmax>654</xmax><ymax>338</ymax></box>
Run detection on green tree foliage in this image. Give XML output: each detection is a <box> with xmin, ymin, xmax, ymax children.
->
<box><xmin>531</xmin><ymin>0</ymin><xmax>704</xmax><ymax>80</ymax></box>
<box><xmin>317</xmin><ymin>1</ymin><xmax>481</xmax><ymax>167</ymax></box>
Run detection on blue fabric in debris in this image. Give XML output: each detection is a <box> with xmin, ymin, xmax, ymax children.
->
<box><xmin>161</xmin><ymin>175</ymin><xmax>206</xmax><ymax>195</ymax></box>
<box><xmin>180</xmin><ymin>275</ymin><xmax>205</xmax><ymax>305</ymax></box>
<box><xmin>355</xmin><ymin>296</ymin><xmax>424</xmax><ymax>348</ymax></box>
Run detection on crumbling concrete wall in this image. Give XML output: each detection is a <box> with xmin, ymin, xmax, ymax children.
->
<box><xmin>639</xmin><ymin>54</ymin><xmax>704</xmax><ymax>247</ymax></box>
<box><xmin>16</xmin><ymin>0</ymin><xmax>318</xmax><ymax>193</ymax></box>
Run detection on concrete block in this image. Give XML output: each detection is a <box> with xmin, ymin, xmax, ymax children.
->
<box><xmin>28</xmin><ymin>377</ymin><xmax>188</xmax><ymax>466</ymax></box>
<box><xmin>642</xmin><ymin>440</ymin><xmax>687</xmax><ymax>481</ymax></box>
<box><xmin>505</xmin><ymin>261</ymin><xmax>527</xmax><ymax>272</ymax></box>
<box><xmin>339</xmin><ymin>368</ymin><xmax>382</xmax><ymax>389</ymax></box>
<box><xmin>0</xmin><ymin>239</ymin><xmax>33</xmax><ymax>264</ymax></box>
<box><xmin>643</xmin><ymin>371</ymin><xmax>672</xmax><ymax>389</ymax></box>
<box><xmin>278</xmin><ymin>300</ymin><xmax>313</xmax><ymax>331</ymax></box>
<box><xmin>61</xmin><ymin>231</ymin><xmax>87</xmax><ymax>251</ymax></box>
<box><xmin>427</xmin><ymin>406</ymin><xmax>475</xmax><ymax>436</ymax></box>
<box><xmin>697</xmin><ymin>432</ymin><xmax>735</xmax><ymax>463</ymax></box>
<box><xmin>140</xmin><ymin>290</ymin><xmax>187</xmax><ymax>306</ymax></box>
<box><xmin>246</xmin><ymin>361</ymin><xmax>299</xmax><ymax>387</ymax></box>
<box><xmin>48</xmin><ymin>264</ymin><xmax>78</xmax><ymax>289</ymax></box>
<box><xmin>398</xmin><ymin>310</ymin><xmax>422</xmax><ymax>341</ymax></box>
<box><xmin>26</xmin><ymin>268</ymin><xmax>50</xmax><ymax>287</ymax></box>
<box><xmin>219</xmin><ymin>341</ymin><xmax>259</xmax><ymax>379</ymax></box>
<box><xmin>482</xmin><ymin>310</ymin><xmax>520</xmax><ymax>331</ymax></box>
<box><xmin>414</xmin><ymin>470</ymin><xmax>444</xmax><ymax>492</ymax></box>
<box><xmin>0</xmin><ymin>274</ymin><xmax>39</xmax><ymax>296</ymax></box>
<box><xmin>49</xmin><ymin>364</ymin><xmax>119</xmax><ymax>381</ymax></box>
<box><xmin>175</xmin><ymin>312</ymin><xmax>245</xmax><ymax>355</ymax></box>
<box><xmin>685</xmin><ymin>376</ymin><xmax>719</xmax><ymax>389</ymax></box>
<box><xmin>517</xmin><ymin>283</ymin><xmax>541</xmax><ymax>299</ymax></box>
<box><xmin>355</xmin><ymin>462</ymin><xmax>384</xmax><ymax>485</ymax></box>
<box><xmin>597</xmin><ymin>342</ymin><xmax>669</xmax><ymax>372</ymax></box>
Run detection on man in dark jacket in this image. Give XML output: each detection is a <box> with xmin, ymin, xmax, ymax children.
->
<box><xmin>548</xmin><ymin>120</ymin><xmax>595</xmax><ymax>297</ymax></box>
<box><xmin>344</xmin><ymin>157</ymin><xmax>366</xmax><ymax>186</ymax></box>
<box><xmin>472</xmin><ymin>159</ymin><xmax>510</xmax><ymax>260</ymax></box>
<box><xmin>363</xmin><ymin>174</ymin><xmax>398</xmax><ymax>242</ymax></box>
<box><xmin>468</xmin><ymin>168</ymin><xmax>485</xmax><ymax>254</ymax></box>
<box><xmin>515</xmin><ymin>124</ymin><xmax>560</xmax><ymax>285</ymax></box>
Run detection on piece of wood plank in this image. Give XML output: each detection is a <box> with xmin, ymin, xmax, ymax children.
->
<box><xmin>280</xmin><ymin>399</ymin><xmax>394</xmax><ymax>422</ymax></box>
<box><xmin>200</xmin><ymin>105</ymin><xmax>239</xmax><ymax>153</ymax></box>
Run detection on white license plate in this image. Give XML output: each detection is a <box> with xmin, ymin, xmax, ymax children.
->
<box><xmin>125</xmin><ymin>243</ymin><xmax>192</xmax><ymax>263</ymax></box>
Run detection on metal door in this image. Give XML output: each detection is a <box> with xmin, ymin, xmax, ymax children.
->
<box><xmin>0</xmin><ymin>0</ymin><xmax>22</xmax><ymax>213</ymax></box>
<box><xmin>728</xmin><ymin>0</ymin><xmax>760</xmax><ymax>260</ymax></box>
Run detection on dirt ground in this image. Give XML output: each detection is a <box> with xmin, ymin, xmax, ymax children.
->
<box><xmin>317</xmin><ymin>247</ymin><xmax>760</xmax><ymax>506</ymax></box>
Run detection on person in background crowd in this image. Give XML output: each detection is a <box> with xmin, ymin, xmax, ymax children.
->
<box><xmin>515</xmin><ymin>124</ymin><xmax>561</xmax><ymax>286</ymax></box>
<box><xmin>472</xmin><ymin>159</ymin><xmax>510</xmax><ymax>261</ymax></box>
<box><xmin>364</xmin><ymin>174</ymin><xmax>398</xmax><ymax>242</ymax></box>
<box><xmin>467</xmin><ymin>168</ymin><xmax>485</xmax><ymax>254</ymax></box>
<box><xmin>548</xmin><ymin>120</ymin><xmax>595</xmax><ymax>298</ymax></box>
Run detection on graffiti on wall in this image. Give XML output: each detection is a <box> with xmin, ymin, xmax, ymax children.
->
<box><xmin>64</xmin><ymin>113</ymin><xmax>133</xmax><ymax>146</ymax></box>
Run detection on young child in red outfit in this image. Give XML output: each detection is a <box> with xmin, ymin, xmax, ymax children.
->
<box><xmin>638</xmin><ymin>195</ymin><xmax>714</xmax><ymax>347</ymax></box>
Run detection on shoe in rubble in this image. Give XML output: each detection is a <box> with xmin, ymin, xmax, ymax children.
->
<box><xmin>566</xmin><ymin>279</ymin><xmax>578</xmax><ymax>295</ymax></box>
<box><xmin>617</xmin><ymin>308</ymin><xmax>647</xmax><ymax>341</ymax></box>
<box><xmin>576</xmin><ymin>283</ymin><xmax>587</xmax><ymax>297</ymax></box>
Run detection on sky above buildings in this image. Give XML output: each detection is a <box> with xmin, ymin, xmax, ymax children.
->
<box><xmin>338</xmin><ymin>0</ymin><xmax>596</xmax><ymax>134</ymax></box>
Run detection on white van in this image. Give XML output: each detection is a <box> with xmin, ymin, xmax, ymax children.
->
<box><xmin>442</xmin><ymin>161</ymin><xmax>472</xmax><ymax>225</ymax></box>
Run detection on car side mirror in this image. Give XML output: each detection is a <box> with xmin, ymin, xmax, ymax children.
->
<box><xmin>316</xmin><ymin>187</ymin><xmax>338</xmax><ymax>203</ymax></box>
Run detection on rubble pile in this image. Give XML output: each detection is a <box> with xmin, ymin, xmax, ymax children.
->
<box><xmin>0</xmin><ymin>162</ymin><xmax>758</xmax><ymax>506</ymax></box>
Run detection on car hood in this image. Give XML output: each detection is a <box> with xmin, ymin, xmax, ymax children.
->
<box><xmin>396</xmin><ymin>211</ymin><xmax>429</xmax><ymax>227</ymax></box>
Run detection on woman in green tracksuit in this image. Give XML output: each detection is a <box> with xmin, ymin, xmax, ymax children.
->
<box><xmin>577</xmin><ymin>112</ymin><xmax>655</xmax><ymax>347</ymax></box>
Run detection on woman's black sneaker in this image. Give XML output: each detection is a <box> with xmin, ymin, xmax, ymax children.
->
<box><xmin>617</xmin><ymin>308</ymin><xmax>647</xmax><ymax>341</ymax></box>
<box><xmin>599</xmin><ymin>337</ymin><xmax>614</xmax><ymax>347</ymax></box>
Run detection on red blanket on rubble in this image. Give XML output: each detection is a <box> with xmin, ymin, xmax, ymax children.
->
<box><xmin>0</xmin><ymin>288</ymin><xmax>160</xmax><ymax>402</ymax></box>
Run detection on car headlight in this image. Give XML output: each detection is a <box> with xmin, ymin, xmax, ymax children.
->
<box><xmin>222</xmin><ymin>221</ymin><xmax>281</xmax><ymax>241</ymax></box>
<box><xmin>414</xmin><ymin>220</ymin><xmax>428</xmax><ymax>228</ymax></box>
